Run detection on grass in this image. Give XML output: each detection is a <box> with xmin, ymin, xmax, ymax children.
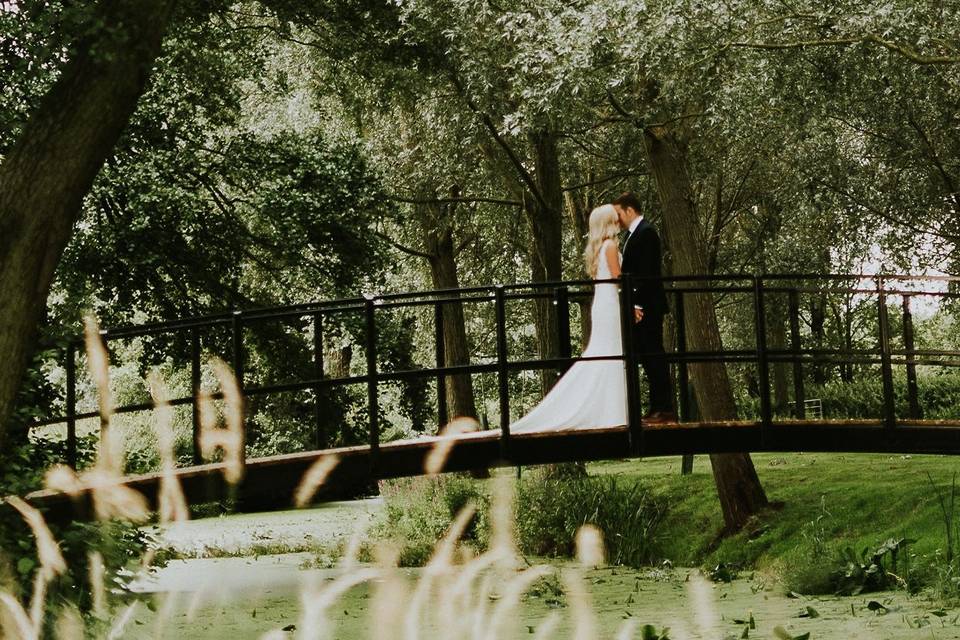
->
<box><xmin>364</xmin><ymin>452</ymin><xmax>960</xmax><ymax>597</ymax></box>
<box><xmin>590</xmin><ymin>452</ymin><xmax>960</xmax><ymax>581</ymax></box>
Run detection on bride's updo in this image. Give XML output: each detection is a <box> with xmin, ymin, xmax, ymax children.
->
<box><xmin>583</xmin><ymin>204</ymin><xmax>620</xmax><ymax>277</ymax></box>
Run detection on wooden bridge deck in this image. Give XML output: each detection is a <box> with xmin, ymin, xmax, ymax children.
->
<box><xmin>21</xmin><ymin>419</ymin><xmax>960</xmax><ymax>522</ymax></box>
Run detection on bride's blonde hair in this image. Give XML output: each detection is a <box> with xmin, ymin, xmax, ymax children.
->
<box><xmin>583</xmin><ymin>204</ymin><xmax>621</xmax><ymax>277</ymax></box>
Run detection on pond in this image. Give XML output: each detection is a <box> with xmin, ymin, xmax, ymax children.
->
<box><xmin>120</xmin><ymin>499</ymin><xmax>958</xmax><ymax>639</ymax></box>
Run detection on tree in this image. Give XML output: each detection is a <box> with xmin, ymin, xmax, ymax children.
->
<box><xmin>0</xmin><ymin>0</ymin><xmax>179</xmax><ymax>447</ymax></box>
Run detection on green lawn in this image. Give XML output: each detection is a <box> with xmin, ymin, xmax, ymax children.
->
<box><xmin>589</xmin><ymin>452</ymin><xmax>960</xmax><ymax>574</ymax></box>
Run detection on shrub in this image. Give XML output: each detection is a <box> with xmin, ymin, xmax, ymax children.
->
<box><xmin>516</xmin><ymin>468</ymin><xmax>666</xmax><ymax>567</ymax></box>
<box><xmin>0</xmin><ymin>433</ymin><xmax>156</xmax><ymax>615</ymax></box>
<box><xmin>370</xmin><ymin>469</ymin><xmax>666</xmax><ymax>568</ymax></box>
<box><xmin>782</xmin><ymin>538</ymin><xmax>914</xmax><ymax>596</ymax></box>
<box><xmin>370</xmin><ymin>475</ymin><xmax>489</xmax><ymax>567</ymax></box>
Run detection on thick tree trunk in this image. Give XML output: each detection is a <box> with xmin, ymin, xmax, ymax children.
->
<box><xmin>0</xmin><ymin>0</ymin><xmax>178</xmax><ymax>446</ymax></box>
<box><xmin>525</xmin><ymin>129</ymin><xmax>564</xmax><ymax>393</ymax></box>
<box><xmin>425</xmin><ymin>225</ymin><xmax>477</xmax><ymax>422</ymax></box>
<box><xmin>641</xmin><ymin>125</ymin><xmax>769</xmax><ymax>532</ymax></box>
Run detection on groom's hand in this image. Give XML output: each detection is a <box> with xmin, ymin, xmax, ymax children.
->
<box><xmin>634</xmin><ymin>306</ymin><xmax>644</xmax><ymax>323</ymax></box>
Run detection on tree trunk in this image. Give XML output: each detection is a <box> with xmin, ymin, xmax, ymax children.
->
<box><xmin>641</xmin><ymin>124</ymin><xmax>769</xmax><ymax>532</ymax></box>
<box><xmin>0</xmin><ymin>0</ymin><xmax>178</xmax><ymax>445</ymax></box>
<box><xmin>525</xmin><ymin>129</ymin><xmax>564</xmax><ymax>393</ymax></box>
<box><xmin>564</xmin><ymin>190</ymin><xmax>593</xmax><ymax>349</ymax></box>
<box><xmin>425</xmin><ymin>222</ymin><xmax>477</xmax><ymax>422</ymax></box>
<box><xmin>811</xmin><ymin>293</ymin><xmax>827</xmax><ymax>384</ymax></box>
<box><xmin>769</xmin><ymin>301</ymin><xmax>790</xmax><ymax>412</ymax></box>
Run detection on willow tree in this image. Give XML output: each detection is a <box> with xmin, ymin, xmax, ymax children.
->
<box><xmin>0</xmin><ymin>0</ymin><xmax>179</xmax><ymax>446</ymax></box>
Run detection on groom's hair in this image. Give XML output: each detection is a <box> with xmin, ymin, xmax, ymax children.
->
<box><xmin>613</xmin><ymin>192</ymin><xmax>643</xmax><ymax>214</ymax></box>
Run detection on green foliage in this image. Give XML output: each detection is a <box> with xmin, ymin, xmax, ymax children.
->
<box><xmin>707</xmin><ymin>562</ymin><xmax>738</xmax><ymax>583</ymax></box>
<box><xmin>515</xmin><ymin>468</ymin><xmax>666</xmax><ymax>567</ymax></box>
<box><xmin>813</xmin><ymin>370</ymin><xmax>960</xmax><ymax>421</ymax></box>
<box><xmin>832</xmin><ymin>538</ymin><xmax>913</xmax><ymax>596</ymax></box>
<box><xmin>0</xmin><ymin>434</ymin><xmax>154</xmax><ymax>613</ymax></box>
<box><xmin>371</xmin><ymin>469</ymin><xmax>666</xmax><ymax>568</ymax></box>
<box><xmin>370</xmin><ymin>475</ymin><xmax>489</xmax><ymax>566</ymax></box>
<box><xmin>0</xmin><ymin>432</ymin><xmax>96</xmax><ymax>497</ymax></box>
<box><xmin>639</xmin><ymin>625</ymin><xmax>672</xmax><ymax>640</ymax></box>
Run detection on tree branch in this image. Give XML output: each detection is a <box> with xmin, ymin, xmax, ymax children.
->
<box><xmin>561</xmin><ymin>171</ymin><xmax>646</xmax><ymax>192</ymax></box>
<box><xmin>386</xmin><ymin>194</ymin><xmax>520</xmax><ymax>206</ymax></box>
<box><xmin>454</xmin><ymin>232</ymin><xmax>477</xmax><ymax>256</ymax></box>
<box><xmin>374</xmin><ymin>230</ymin><xmax>434</xmax><ymax>260</ymax></box>
<box><xmin>730</xmin><ymin>33</ymin><xmax>960</xmax><ymax>64</ymax></box>
<box><xmin>446</xmin><ymin>72</ymin><xmax>550</xmax><ymax>212</ymax></box>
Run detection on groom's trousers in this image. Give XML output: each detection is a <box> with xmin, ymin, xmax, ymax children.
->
<box><xmin>632</xmin><ymin>311</ymin><xmax>673</xmax><ymax>414</ymax></box>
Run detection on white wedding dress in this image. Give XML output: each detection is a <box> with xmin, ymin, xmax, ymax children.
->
<box><xmin>510</xmin><ymin>240</ymin><xmax>627</xmax><ymax>432</ymax></box>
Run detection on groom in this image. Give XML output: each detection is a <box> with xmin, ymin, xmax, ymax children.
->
<box><xmin>613</xmin><ymin>192</ymin><xmax>677</xmax><ymax>424</ymax></box>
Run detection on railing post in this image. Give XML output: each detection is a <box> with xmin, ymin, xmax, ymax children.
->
<box><xmin>902</xmin><ymin>294</ymin><xmax>922</xmax><ymax>420</ymax></box>
<box><xmin>754</xmin><ymin>277</ymin><xmax>772</xmax><ymax>439</ymax></box>
<box><xmin>494</xmin><ymin>286</ymin><xmax>511</xmax><ymax>460</ymax></box>
<box><xmin>877</xmin><ymin>278</ymin><xmax>897</xmax><ymax>429</ymax></box>
<box><xmin>65</xmin><ymin>342</ymin><xmax>77</xmax><ymax>469</ymax></box>
<box><xmin>98</xmin><ymin>330</ymin><xmax>110</xmax><ymax>456</ymax></box>
<box><xmin>434</xmin><ymin>301</ymin><xmax>449</xmax><ymax>428</ymax></box>
<box><xmin>619</xmin><ymin>275</ymin><xmax>643</xmax><ymax>455</ymax></box>
<box><xmin>365</xmin><ymin>296</ymin><xmax>380</xmax><ymax>467</ymax></box>
<box><xmin>674</xmin><ymin>292</ymin><xmax>692</xmax><ymax>475</ymax></box>
<box><xmin>231</xmin><ymin>311</ymin><xmax>246</xmax><ymax>460</ymax></box>
<box><xmin>675</xmin><ymin>292</ymin><xmax>690</xmax><ymax>422</ymax></box>
<box><xmin>231</xmin><ymin>311</ymin><xmax>244</xmax><ymax>384</ymax></box>
<box><xmin>191</xmin><ymin>327</ymin><xmax>202</xmax><ymax>465</ymax></box>
<box><xmin>313</xmin><ymin>312</ymin><xmax>326</xmax><ymax>449</ymax></box>
<box><xmin>788</xmin><ymin>289</ymin><xmax>805</xmax><ymax>419</ymax></box>
<box><xmin>554</xmin><ymin>287</ymin><xmax>572</xmax><ymax>373</ymax></box>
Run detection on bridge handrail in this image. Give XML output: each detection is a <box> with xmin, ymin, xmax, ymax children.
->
<box><xmin>26</xmin><ymin>272</ymin><xmax>960</xmax><ymax>467</ymax></box>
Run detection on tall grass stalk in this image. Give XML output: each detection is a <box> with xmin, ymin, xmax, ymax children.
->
<box><xmin>147</xmin><ymin>372</ymin><xmax>189</xmax><ymax>523</ymax></box>
<box><xmin>927</xmin><ymin>471</ymin><xmax>958</xmax><ymax>565</ymax></box>
<box><xmin>424</xmin><ymin>417</ymin><xmax>479</xmax><ymax>477</ymax></box>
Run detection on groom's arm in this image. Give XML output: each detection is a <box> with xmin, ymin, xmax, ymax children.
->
<box><xmin>632</xmin><ymin>228</ymin><xmax>663</xmax><ymax>312</ymax></box>
<box><xmin>620</xmin><ymin>245</ymin><xmax>645</xmax><ymax>321</ymax></box>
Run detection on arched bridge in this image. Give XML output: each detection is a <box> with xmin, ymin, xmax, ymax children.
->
<box><xmin>17</xmin><ymin>273</ymin><xmax>960</xmax><ymax>520</ymax></box>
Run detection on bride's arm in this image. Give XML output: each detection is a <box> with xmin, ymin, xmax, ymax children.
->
<box><xmin>603</xmin><ymin>240</ymin><xmax>621</xmax><ymax>278</ymax></box>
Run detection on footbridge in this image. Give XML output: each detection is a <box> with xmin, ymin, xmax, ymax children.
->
<box><xmin>17</xmin><ymin>273</ymin><xmax>960</xmax><ymax>520</ymax></box>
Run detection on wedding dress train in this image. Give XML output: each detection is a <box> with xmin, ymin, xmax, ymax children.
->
<box><xmin>510</xmin><ymin>240</ymin><xmax>627</xmax><ymax>432</ymax></box>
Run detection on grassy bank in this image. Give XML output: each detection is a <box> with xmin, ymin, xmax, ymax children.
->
<box><xmin>596</xmin><ymin>453</ymin><xmax>955</xmax><ymax>567</ymax></box>
<box><xmin>592</xmin><ymin>452</ymin><xmax>960</xmax><ymax>594</ymax></box>
<box><xmin>367</xmin><ymin>452</ymin><xmax>960</xmax><ymax>595</ymax></box>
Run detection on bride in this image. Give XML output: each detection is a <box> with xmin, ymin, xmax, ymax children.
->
<box><xmin>510</xmin><ymin>204</ymin><xmax>627</xmax><ymax>432</ymax></box>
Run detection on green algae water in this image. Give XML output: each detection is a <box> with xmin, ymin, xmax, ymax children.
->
<box><xmin>125</xmin><ymin>557</ymin><xmax>960</xmax><ymax>639</ymax></box>
<box><xmin>119</xmin><ymin>498</ymin><xmax>960</xmax><ymax>639</ymax></box>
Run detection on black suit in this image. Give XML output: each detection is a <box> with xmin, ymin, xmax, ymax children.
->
<box><xmin>621</xmin><ymin>219</ymin><xmax>672</xmax><ymax>414</ymax></box>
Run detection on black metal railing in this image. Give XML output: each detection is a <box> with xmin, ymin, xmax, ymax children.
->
<box><xmin>27</xmin><ymin>273</ymin><xmax>960</xmax><ymax>470</ymax></box>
